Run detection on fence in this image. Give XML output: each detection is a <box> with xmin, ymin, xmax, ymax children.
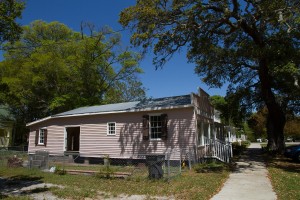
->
<box><xmin>1</xmin><ymin>144</ymin><xmax>230</xmax><ymax>179</ymax></box>
<box><xmin>24</xmin><ymin>148</ymin><xmax>196</xmax><ymax>181</ymax></box>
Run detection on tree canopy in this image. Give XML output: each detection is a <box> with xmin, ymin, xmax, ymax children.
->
<box><xmin>120</xmin><ymin>0</ymin><xmax>300</xmax><ymax>152</ymax></box>
<box><xmin>0</xmin><ymin>20</ymin><xmax>146</xmax><ymax>144</ymax></box>
<box><xmin>210</xmin><ymin>94</ymin><xmax>247</xmax><ymax>127</ymax></box>
<box><xmin>0</xmin><ymin>0</ymin><xmax>25</xmax><ymax>45</ymax></box>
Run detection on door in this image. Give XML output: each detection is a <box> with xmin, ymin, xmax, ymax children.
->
<box><xmin>65</xmin><ymin>127</ymin><xmax>80</xmax><ymax>152</ymax></box>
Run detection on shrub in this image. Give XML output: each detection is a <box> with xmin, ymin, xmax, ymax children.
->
<box><xmin>7</xmin><ymin>156</ymin><xmax>23</xmax><ymax>167</ymax></box>
<box><xmin>54</xmin><ymin>166</ymin><xmax>66</xmax><ymax>175</ymax></box>
<box><xmin>241</xmin><ymin>140</ymin><xmax>251</xmax><ymax>147</ymax></box>
<box><xmin>97</xmin><ymin>156</ymin><xmax>116</xmax><ymax>179</ymax></box>
<box><xmin>232</xmin><ymin>141</ymin><xmax>250</xmax><ymax>156</ymax></box>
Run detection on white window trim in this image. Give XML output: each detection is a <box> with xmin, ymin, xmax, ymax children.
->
<box><xmin>107</xmin><ymin>122</ymin><xmax>116</xmax><ymax>136</ymax></box>
<box><xmin>38</xmin><ymin>128</ymin><xmax>46</xmax><ymax>145</ymax></box>
<box><xmin>149</xmin><ymin>114</ymin><xmax>162</xmax><ymax>141</ymax></box>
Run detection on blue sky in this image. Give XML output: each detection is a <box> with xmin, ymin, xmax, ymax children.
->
<box><xmin>12</xmin><ymin>0</ymin><xmax>228</xmax><ymax>98</ymax></box>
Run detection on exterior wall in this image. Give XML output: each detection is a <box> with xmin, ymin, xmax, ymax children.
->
<box><xmin>28</xmin><ymin>107</ymin><xmax>196</xmax><ymax>159</ymax></box>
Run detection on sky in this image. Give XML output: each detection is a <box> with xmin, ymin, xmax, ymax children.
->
<box><xmin>9</xmin><ymin>0</ymin><xmax>228</xmax><ymax>98</ymax></box>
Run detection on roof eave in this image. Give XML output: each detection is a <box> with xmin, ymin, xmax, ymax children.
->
<box><xmin>26</xmin><ymin>116</ymin><xmax>52</xmax><ymax>127</ymax></box>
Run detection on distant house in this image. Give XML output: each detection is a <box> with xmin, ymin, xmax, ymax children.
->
<box><xmin>27</xmin><ymin>88</ymin><xmax>232</xmax><ymax>163</ymax></box>
<box><xmin>0</xmin><ymin>105</ymin><xmax>14</xmax><ymax>147</ymax></box>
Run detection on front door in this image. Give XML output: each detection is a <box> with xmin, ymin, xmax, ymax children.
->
<box><xmin>65</xmin><ymin>127</ymin><xmax>80</xmax><ymax>152</ymax></box>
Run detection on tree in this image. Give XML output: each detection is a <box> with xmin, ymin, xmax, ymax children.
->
<box><xmin>248</xmin><ymin>108</ymin><xmax>300</xmax><ymax>141</ymax></box>
<box><xmin>210</xmin><ymin>94</ymin><xmax>247</xmax><ymax>127</ymax></box>
<box><xmin>0</xmin><ymin>0</ymin><xmax>25</xmax><ymax>45</ymax></box>
<box><xmin>0</xmin><ymin>20</ymin><xmax>145</xmax><ymax>145</ymax></box>
<box><xmin>120</xmin><ymin>0</ymin><xmax>300</xmax><ymax>153</ymax></box>
<box><xmin>284</xmin><ymin>116</ymin><xmax>300</xmax><ymax>140</ymax></box>
<box><xmin>248</xmin><ymin>108</ymin><xmax>268</xmax><ymax>140</ymax></box>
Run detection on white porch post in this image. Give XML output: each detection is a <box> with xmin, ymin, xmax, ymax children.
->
<box><xmin>228</xmin><ymin>127</ymin><xmax>231</xmax><ymax>142</ymax></box>
<box><xmin>213</xmin><ymin>124</ymin><xmax>217</xmax><ymax>140</ymax></box>
<box><xmin>201</xmin><ymin>122</ymin><xmax>204</xmax><ymax>145</ymax></box>
<box><xmin>208</xmin><ymin>123</ymin><xmax>211</xmax><ymax>140</ymax></box>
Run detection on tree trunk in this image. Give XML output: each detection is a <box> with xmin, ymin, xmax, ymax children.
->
<box><xmin>266</xmin><ymin>109</ymin><xmax>286</xmax><ymax>153</ymax></box>
<box><xmin>259</xmin><ymin>58</ymin><xmax>286</xmax><ymax>153</ymax></box>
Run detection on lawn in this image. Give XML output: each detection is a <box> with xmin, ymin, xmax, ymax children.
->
<box><xmin>267</xmin><ymin>156</ymin><xmax>300</xmax><ymax>200</ymax></box>
<box><xmin>0</xmin><ymin>164</ymin><xmax>230</xmax><ymax>200</ymax></box>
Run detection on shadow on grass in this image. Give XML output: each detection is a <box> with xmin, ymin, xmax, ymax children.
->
<box><xmin>266</xmin><ymin>156</ymin><xmax>300</xmax><ymax>174</ymax></box>
<box><xmin>0</xmin><ymin>175</ymin><xmax>44</xmax><ymax>194</ymax></box>
<box><xmin>22</xmin><ymin>187</ymin><xmax>50</xmax><ymax>195</ymax></box>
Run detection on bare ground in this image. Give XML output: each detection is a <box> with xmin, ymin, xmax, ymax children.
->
<box><xmin>0</xmin><ymin>177</ymin><xmax>174</xmax><ymax>200</ymax></box>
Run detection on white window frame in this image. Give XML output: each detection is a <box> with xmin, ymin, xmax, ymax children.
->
<box><xmin>38</xmin><ymin>128</ymin><xmax>46</xmax><ymax>145</ymax></box>
<box><xmin>149</xmin><ymin>114</ymin><xmax>162</xmax><ymax>140</ymax></box>
<box><xmin>107</xmin><ymin>122</ymin><xmax>116</xmax><ymax>136</ymax></box>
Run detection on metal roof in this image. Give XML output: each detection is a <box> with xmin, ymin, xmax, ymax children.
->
<box><xmin>135</xmin><ymin>94</ymin><xmax>192</xmax><ymax>110</ymax></box>
<box><xmin>55</xmin><ymin>94</ymin><xmax>192</xmax><ymax>117</ymax></box>
<box><xmin>27</xmin><ymin>94</ymin><xmax>192</xmax><ymax>126</ymax></box>
<box><xmin>54</xmin><ymin>101</ymin><xmax>140</xmax><ymax>117</ymax></box>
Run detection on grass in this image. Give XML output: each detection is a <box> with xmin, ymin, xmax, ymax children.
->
<box><xmin>260</xmin><ymin>142</ymin><xmax>299</xmax><ymax>199</ymax></box>
<box><xmin>266</xmin><ymin>156</ymin><xmax>300</xmax><ymax>200</ymax></box>
<box><xmin>0</xmin><ymin>164</ymin><xmax>230</xmax><ymax>200</ymax></box>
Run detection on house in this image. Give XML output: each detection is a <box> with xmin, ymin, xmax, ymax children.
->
<box><xmin>0</xmin><ymin>105</ymin><xmax>14</xmax><ymax>148</ymax></box>
<box><xmin>27</xmin><ymin>88</ymin><xmax>232</xmax><ymax>164</ymax></box>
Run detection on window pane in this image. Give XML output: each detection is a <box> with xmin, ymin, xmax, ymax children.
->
<box><xmin>150</xmin><ymin>115</ymin><xmax>162</xmax><ymax>139</ymax></box>
<box><xmin>39</xmin><ymin>129</ymin><xmax>45</xmax><ymax>144</ymax></box>
<box><xmin>108</xmin><ymin>123</ymin><xmax>116</xmax><ymax>135</ymax></box>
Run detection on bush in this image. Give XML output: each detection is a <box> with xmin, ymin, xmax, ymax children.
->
<box><xmin>7</xmin><ymin>156</ymin><xmax>23</xmax><ymax>167</ymax></box>
<box><xmin>54</xmin><ymin>166</ymin><xmax>66</xmax><ymax>175</ymax></box>
<box><xmin>96</xmin><ymin>156</ymin><xmax>116</xmax><ymax>179</ymax></box>
<box><xmin>232</xmin><ymin>141</ymin><xmax>250</xmax><ymax>156</ymax></box>
<box><xmin>241</xmin><ymin>141</ymin><xmax>251</xmax><ymax>147</ymax></box>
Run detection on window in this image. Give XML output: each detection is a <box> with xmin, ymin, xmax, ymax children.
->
<box><xmin>35</xmin><ymin>128</ymin><xmax>47</xmax><ymax>146</ymax></box>
<box><xmin>39</xmin><ymin>129</ymin><xmax>46</xmax><ymax>144</ymax></box>
<box><xmin>150</xmin><ymin>115</ymin><xmax>162</xmax><ymax>140</ymax></box>
<box><xmin>142</xmin><ymin>114</ymin><xmax>168</xmax><ymax>140</ymax></box>
<box><xmin>107</xmin><ymin>122</ymin><xmax>116</xmax><ymax>135</ymax></box>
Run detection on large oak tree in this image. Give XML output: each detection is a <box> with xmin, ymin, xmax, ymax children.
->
<box><xmin>120</xmin><ymin>0</ymin><xmax>300</xmax><ymax>152</ymax></box>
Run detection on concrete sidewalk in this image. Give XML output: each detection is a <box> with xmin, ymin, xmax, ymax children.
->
<box><xmin>211</xmin><ymin>143</ymin><xmax>277</xmax><ymax>200</ymax></box>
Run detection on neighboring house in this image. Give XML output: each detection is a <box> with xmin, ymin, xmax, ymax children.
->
<box><xmin>0</xmin><ymin>105</ymin><xmax>13</xmax><ymax>147</ymax></box>
<box><xmin>27</xmin><ymin>88</ymin><xmax>232</xmax><ymax>163</ymax></box>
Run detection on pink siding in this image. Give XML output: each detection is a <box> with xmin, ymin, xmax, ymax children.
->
<box><xmin>28</xmin><ymin>107</ymin><xmax>196</xmax><ymax>159</ymax></box>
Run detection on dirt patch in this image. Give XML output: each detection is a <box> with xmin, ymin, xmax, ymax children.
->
<box><xmin>0</xmin><ymin>177</ymin><xmax>174</xmax><ymax>200</ymax></box>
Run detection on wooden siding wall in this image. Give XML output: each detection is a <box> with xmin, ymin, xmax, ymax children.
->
<box><xmin>191</xmin><ymin>93</ymin><xmax>214</xmax><ymax>124</ymax></box>
<box><xmin>28</xmin><ymin>108</ymin><xmax>196</xmax><ymax>159</ymax></box>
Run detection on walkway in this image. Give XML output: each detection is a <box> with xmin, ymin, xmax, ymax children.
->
<box><xmin>211</xmin><ymin>143</ymin><xmax>277</xmax><ymax>200</ymax></box>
